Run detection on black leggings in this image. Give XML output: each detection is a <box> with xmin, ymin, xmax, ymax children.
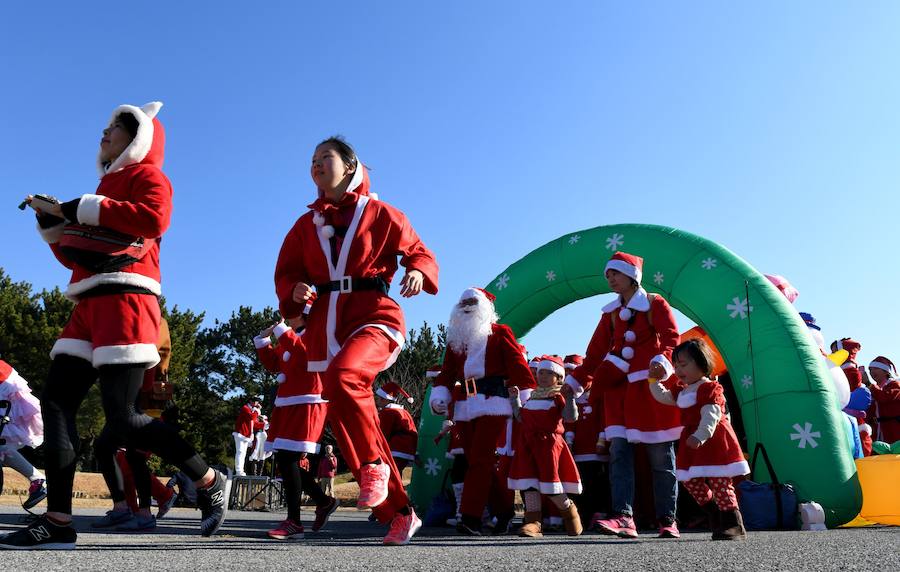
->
<box><xmin>276</xmin><ymin>451</ymin><xmax>328</xmax><ymax>522</ymax></box>
<box><xmin>41</xmin><ymin>355</ymin><xmax>209</xmax><ymax>514</ymax></box>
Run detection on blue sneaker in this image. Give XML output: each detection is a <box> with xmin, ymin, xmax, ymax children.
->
<box><xmin>91</xmin><ymin>508</ymin><xmax>133</xmax><ymax>529</ymax></box>
<box><xmin>116</xmin><ymin>514</ymin><xmax>157</xmax><ymax>532</ymax></box>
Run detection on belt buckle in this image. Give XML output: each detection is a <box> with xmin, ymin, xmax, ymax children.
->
<box><xmin>339</xmin><ymin>276</ymin><xmax>352</xmax><ymax>294</ymax></box>
<box><xmin>464</xmin><ymin>377</ymin><xmax>477</xmax><ymax>397</ymax></box>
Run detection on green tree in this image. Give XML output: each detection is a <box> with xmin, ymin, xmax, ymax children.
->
<box><xmin>376</xmin><ymin>322</ymin><xmax>446</xmax><ymax>421</ymax></box>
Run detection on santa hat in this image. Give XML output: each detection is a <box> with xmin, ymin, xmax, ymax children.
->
<box><xmin>869</xmin><ymin>356</ymin><xmax>896</xmax><ymax>376</ymax></box>
<box><xmin>425</xmin><ymin>364</ymin><xmax>441</xmax><ymax>379</ymax></box>
<box><xmin>98</xmin><ymin>101</ymin><xmax>164</xmax><ymax>177</ymax></box>
<box><xmin>460</xmin><ymin>287</ymin><xmax>496</xmax><ymax>304</ymax></box>
<box><xmin>564</xmin><ymin>354</ymin><xmax>583</xmax><ymax>370</ymax></box>
<box><xmin>529</xmin><ymin>356</ymin><xmax>542</xmax><ymax>369</ymax></box>
<box><xmin>605</xmin><ymin>252</ymin><xmax>643</xmax><ymax>284</ymax></box>
<box><xmin>537</xmin><ymin>355</ymin><xmax>566</xmax><ymax>377</ymax></box>
<box><xmin>376</xmin><ymin>381</ymin><xmax>413</xmax><ymax>403</ymax></box>
<box><xmin>830</xmin><ymin>338</ymin><xmax>861</xmax><ymax>356</ymax></box>
<box><xmin>799</xmin><ymin>312</ymin><xmax>820</xmax><ymax>331</ymax></box>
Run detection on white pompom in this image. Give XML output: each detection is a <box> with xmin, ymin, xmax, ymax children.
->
<box><xmin>619</xmin><ymin>308</ymin><xmax>633</xmax><ymax>321</ymax></box>
<box><xmin>282</xmin><ymin>351</ymin><xmax>291</xmax><ymax>362</ymax></box>
<box><xmin>624</xmin><ymin>330</ymin><xmax>636</xmax><ymax>343</ymax></box>
<box><xmin>320</xmin><ymin>225</ymin><xmax>335</xmax><ymax>239</ymax></box>
<box><xmin>621</xmin><ymin>347</ymin><xmax>634</xmax><ymax>360</ymax></box>
<box><xmin>276</xmin><ymin>373</ymin><xmax>286</xmax><ymax>385</ymax></box>
<box><xmin>313</xmin><ymin>212</ymin><xmax>325</xmax><ymax>227</ymax></box>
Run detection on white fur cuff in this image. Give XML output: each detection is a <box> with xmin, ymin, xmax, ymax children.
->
<box><xmin>274</xmin><ymin>322</ymin><xmax>291</xmax><ymax>339</ymax></box>
<box><xmin>76</xmin><ymin>194</ymin><xmax>105</xmax><ymax>226</ymax></box>
<box><xmin>650</xmin><ymin>354</ymin><xmax>674</xmax><ymax>380</ymax></box>
<box><xmin>36</xmin><ymin>220</ymin><xmax>65</xmax><ymax>244</ymax></box>
<box><xmin>564</xmin><ymin>374</ymin><xmax>584</xmax><ymax>398</ymax></box>
<box><xmin>254</xmin><ymin>336</ymin><xmax>271</xmax><ymax>349</ymax></box>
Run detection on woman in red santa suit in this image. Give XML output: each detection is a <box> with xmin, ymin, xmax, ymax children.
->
<box><xmin>233</xmin><ymin>400</ymin><xmax>263</xmax><ymax>477</ymax></box>
<box><xmin>564</xmin><ymin>251</ymin><xmax>682</xmax><ymax>539</ymax></box>
<box><xmin>429</xmin><ymin>287</ymin><xmax>536</xmax><ymax>535</ymax></box>
<box><xmin>274</xmin><ymin>137</ymin><xmax>438</xmax><ymax>545</ymax></box>
<box><xmin>375</xmin><ymin>382</ymin><xmax>419</xmax><ymax>473</ymax></box>
<box><xmin>254</xmin><ymin>319</ymin><xmax>336</xmax><ymax>540</ymax></box>
<box><xmin>866</xmin><ymin>356</ymin><xmax>900</xmax><ymax>444</ymax></box>
<box><xmin>6</xmin><ymin>103</ymin><xmax>230</xmax><ymax>551</ymax></box>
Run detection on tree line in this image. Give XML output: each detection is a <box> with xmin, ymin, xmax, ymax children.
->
<box><xmin>0</xmin><ymin>267</ymin><xmax>446</xmax><ymax>473</ymax></box>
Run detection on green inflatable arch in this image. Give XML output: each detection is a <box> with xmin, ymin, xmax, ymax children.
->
<box><xmin>481</xmin><ymin>223</ymin><xmax>861</xmax><ymax>527</ymax></box>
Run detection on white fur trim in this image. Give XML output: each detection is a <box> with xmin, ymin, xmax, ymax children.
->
<box><xmin>36</xmin><ymin>220</ymin><xmax>65</xmax><ymax>244</ymax></box>
<box><xmin>840</xmin><ymin>362</ymin><xmax>856</xmax><ymax>371</ymax></box>
<box><xmin>49</xmin><ymin>338</ymin><xmax>94</xmax><ymax>362</ymax></box>
<box><xmin>507</xmin><ymin>478</ymin><xmax>582</xmax><ymax>495</ymax></box>
<box><xmin>463</xmin><ymin>394</ymin><xmax>512</xmax><ymax>418</ymax></box>
<box><xmin>346</xmin><ymin>160</ymin><xmax>364</xmax><ymax>194</ymax></box>
<box><xmin>368</xmin><ymin>192</ymin><xmax>379</xmax><ymax>201</ymax></box>
<box><xmin>605</xmin><ymin>425</ymin><xmax>627</xmax><ymax>439</ymax></box>
<box><xmin>564</xmin><ymin>374</ymin><xmax>584</xmax><ymax>398</ymax></box>
<box><xmin>462</xmin><ymin>332</ymin><xmax>488</xmax><ymax>380</ymax></box>
<box><xmin>605</xmin><ymin>353</ymin><xmax>630</xmax><ymax>373</ymax></box>
<box><xmin>320</xmin><ymin>225</ymin><xmax>335</xmax><ymax>239</ymax></box>
<box><xmin>76</xmin><ymin>194</ymin><xmax>105</xmax><ymax>226</ymax></box>
<box><xmin>625</xmin><ymin>426</ymin><xmax>683</xmax><ymax>444</ymax></box>
<box><xmin>627</xmin><ymin>369</ymin><xmax>650</xmax><ymax>383</ymax></box>
<box><xmin>650</xmin><ymin>354</ymin><xmax>674</xmax><ymax>379</ymax></box>
<box><xmin>384</xmin><ymin>403</ymin><xmax>404</xmax><ymax>409</ymax></box>
<box><xmin>621</xmin><ymin>347</ymin><xmax>634</xmax><ymax>360</ymax></box>
<box><xmin>676</xmin><ymin>460</ymin><xmax>750</xmax><ymax>481</ymax></box>
<box><xmin>282</xmin><ymin>351</ymin><xmax>291</xmax><ymax>362</ymax></box>
<box><xmin>270</xmin><ymin>438</ymin><xmax>321</xmax><ymax>454</ymax></box>
<box><xmin>391</xmin><ymin>451</ymin><xmax>415</xmax><ymax>461</ymax></box>
<box><xmin>140</xmin><ymin>101</ymin><xmax>162</xmax><ymax>118</ymax></box>
<box><xmin>574</xmin><ymin>453</ymin><xmax>603</xmax><ymax>462</ymax></box>
<box><xmin>452</xmin><ymin>400</ymin><xmax>470</xmax><ymax>422</ymax></box>
<box><xmin>275</xmin><ymin>373</ymin><xmax>286</xmax><ymax>384</ymax></box>
<box><xmin>254</xmin><ymin>336</ymin><xmax>271</xmax><ymax>349</ymax></box>
<box><xmin>564</xmin><ymin>363</ymin><xmax>577</xmax><ymax>370</ymax></box>
<box><xmin>98</xmin><ymin>103</ymin><xmax>160</xmax><ymax>177</ymax></box>
<box><xmin>858</xmin><ymin>423</ymin><xmax>872</xmax><ymax>435</ymax></box>
<box><xmin>538</xmin><ymin>360</ymin><xmax>565</xmax><ymax>377</ymax></box>
<box><xmin>523</xmin><ymin>399</ymin><xmax>556</xmax><ymax>411</ymax></box>
<box><xmin>273</xmin><ymin>394</ymin><xmax>327</xmax><ymax>407</ymax></box>
<box><xmin>460</xmin><ymin>287</ymin><xmax>492</xmax><ymax>305</ymax></box>
<box><xmin>869</xmin><ymin>361</ymin><xmax>894</xmax><ymax>374</ymax></box>
<box><xmin>519</xmin><ymin>388</ymin><xmax>533</xmax><ymax>402</ymax></box>
<box><xmin>273</xmin><ymin>322</ymin><xmax>291</xmax><ymax>339</ymax></box>
<box><xmin>605</xmin><ymin>259</ymin><xmax>640</xmax><ymax>283</ymax></box>
<box><xmin>429</xmin><ymin>385</ymin><xmax>452</xmax><ymax>414</ymax></box>
<box><xmin>93</xmin><ymin>343</ymin><xmax>160</xmax><ymax>368</ymax></box>
<box><xmin>677</xmin><ymin>385</ymin><xmax>700</xmax><ymax>408</ymax></box>
<box><xmin>65</xmin><ymin>272</ymin><xmax>161</xmax><ymax>300</ymax></box>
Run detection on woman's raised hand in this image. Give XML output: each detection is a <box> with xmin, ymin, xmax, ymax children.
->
<box><xmin>399</xmin><ymin>269</ymin><xmax>424</xmax><ymax>298</ymax></box>
<box><xmin>292</xmin><ymin>281</ymin><xmax>314</xmax><ymax>303</ymax></box>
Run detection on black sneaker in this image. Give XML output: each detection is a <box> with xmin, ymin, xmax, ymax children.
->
<box><xmin>456</xmin><ymin>515</ymin><xmax>482</xmax><ymax>536</ymax></box>
<box><xmin>0</xmin><ymin>515</ymin><xmax>77</xmax><ymax>550</ymax></box>
<box><xmin>196</xmin><ymin>468</ymin><xmax>231</xmax><ymax>537</ymax></box>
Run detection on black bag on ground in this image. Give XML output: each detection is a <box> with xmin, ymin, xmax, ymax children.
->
<box><xmin>737</xmin><ymin>442</ymin><xmax>799</xmax><ymax>530</ymax></box>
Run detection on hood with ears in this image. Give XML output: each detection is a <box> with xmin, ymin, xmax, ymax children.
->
<box><xmin>97</xmin><ymin>101</ymin><xmax>165</xmax><ymax>177</ymax></box>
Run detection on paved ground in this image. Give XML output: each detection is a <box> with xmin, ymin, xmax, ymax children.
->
<box><xmin>0</xmin><ymin>505</ymin><xmax>897</xmax><ymax>571</ymax></box>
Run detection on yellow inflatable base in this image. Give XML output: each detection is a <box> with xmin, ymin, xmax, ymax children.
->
<box><xmin>849</xmin><ymin>455</ymin><xmax>900</xmax><ymax>526</ymax></box>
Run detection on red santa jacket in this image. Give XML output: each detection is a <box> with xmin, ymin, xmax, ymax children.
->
<box><xmin>274</xmin><ymin>166</ymin><xmax>439</xmax><ymax>372</ymax></box>
<box><xmin>255</xmin><ymin>323</ymin><xmax>326</xmax><ymax>406</ymax></box>
<box><xmin>871</xmin><ymin>379</ymin><xmax>900</xmax><ymax>443</ymax></box>
<box><xmin>38</xmin><ymin>103</ymin><xmax>172</xmax><ymax>301</ymax></box>
<box><xmin>234</xmin><ymin>403</ymin><xmax>263</xmax><ymax>439</ymax></box>
<box><xmin>564</xmin><ymin>392</ymin><xmax>607</xmax><ymax>462</ymax></box>
<box><xmin>430</xmin><ymin>323</ymin><xmax>536</xmax><ymax>419</ymax></box>
<box><xmin>379</xmin><ymin>404</ymin><xmax>419</xmax><ymax>461</ymax></box>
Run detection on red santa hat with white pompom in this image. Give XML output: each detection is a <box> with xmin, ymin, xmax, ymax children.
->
<box><xmin>537</xmin><ymin>355</ymin><xmax>566</xmax><ymax>377</ymax></box>
<box><xmin>460</xmin><ymin>287</ymin><xmax>496</xmax><ymax>304</ymax></box>
<box><xmin>605</xmin><ymin>251</ymin><xmax>643</xmax><ymax>285</ymax></box>
<box><xmin>564</xmin><ymin>354</ymin><xmax>583</xmax><ymax>370</ymax></box>
<box><xmin>376</xmin><ymin>381</ymin><xmax>414</xmax><ymax>403</ymax></box>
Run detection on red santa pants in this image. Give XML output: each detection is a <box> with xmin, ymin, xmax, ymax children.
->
<box><xmin>460</xmin><ymin>415</ymin><xmax>508</xmax><ymax>519</ymax></box>
<box><xmin>321</xmin><ymin>327</ymin><xmax>407</xmax><ymax>522</ymax></box>
<box><xmin>682</xmin><ymin>477</ymin><xmax>738</xmax><ymax>511</ymax></box>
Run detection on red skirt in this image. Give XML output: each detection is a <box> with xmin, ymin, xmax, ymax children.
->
<box><xmin>266</xmin><ymin>402</ymin><xmax>327</xmax><ymax>454</ymax></box>
<box><xmin>675</xmin><ymin>420</ymin><xmax>749</xmax><ymax>481</ymax></box>
<box><xmin>507</xmin><ymin>431</ymin><xmax>582</xmax><ymax>495</ymax></box>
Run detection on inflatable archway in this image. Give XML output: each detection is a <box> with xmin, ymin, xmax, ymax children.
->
<box><xmin>410</xmin><ymin>223</ymin><xmax>861</xmax><ymax>526</ymax></box>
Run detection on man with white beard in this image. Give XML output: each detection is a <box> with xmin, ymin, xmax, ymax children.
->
<box><xmin>430</xmin><ymin>287</ymin><xmax>535</xmax><ymax>535</ymax></box>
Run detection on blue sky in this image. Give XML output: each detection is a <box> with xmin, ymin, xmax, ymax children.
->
<box><xmin>2</xmin><ymin>1</ymin><xmax>898</xmax><ymax>366</ymax></box>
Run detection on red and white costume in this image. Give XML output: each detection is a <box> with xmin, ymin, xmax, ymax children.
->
<box><xmin>40</xmin><ymin>102</ymin><xmax>170</xmax><ymax>367</ymax></box>
<box><xmin>274</xmin><ymin>163</ymin><xmax>438</xmax><ymax>522</ymax></box>
<box><xmin>233</xmin><ymin>401</ymin><xmax>263</xmax><ymax>476</ymax></box>
<box><xmin>0</xmin><ymin>361</ymin><xmax>43</xmax><ymax>450</ymax></box>
<box><xmin>567</xmin><ymin>259</ymin><xmax>682</xmax><ymax>443</ymax></box>
<box><xmin>869</xmin><ymin>357</ymin><xmax>900</xmax><ymax>444</ymax></box>
<box><xmin>376</xmin><ymin>382</ymin><xmax>419</xmax><ymax>463</ymax></box>
<box><xmin>429</xmin><ymin>287</ymin><xmax>535</xmax><ymax>522</ymax></box>
<box><xmin>255</xmin><ymin>323</ymin><xmax>328</xmax><ymax>454</ymax></box>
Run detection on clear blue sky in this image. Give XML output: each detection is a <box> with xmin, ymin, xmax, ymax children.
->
<box><xmin>2</xmin><ymin>1</ymin><xmax>898</xmax><ymax>366</ymax></box>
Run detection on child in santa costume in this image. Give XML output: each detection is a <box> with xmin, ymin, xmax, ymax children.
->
<box><xmin>565</xmin><ymin>251</ymin><xmax>682</xmax><ymax>539</ymax></box>
<box><xmin>649</xmin><ymin>339</ymin><xmax>750</xmax><ymax>540</ymax></box>
<box><xmin>865</xmin><ymin>356</ymin><xmax>900</xmax><ymax>445</ymax></box>
<box><xmin>233</xmin><ymin>400</ymin><xmax>264</xmax><ymax>477</ymax></box>
<box><xmin>562</xmin><ymin>354</ymin><xmax>612</xmax><ymax>526</ymax></box>
<box><xmin>8</xmin><ymin>102</ymin><xmax>229</xmax><ymax>550</ymax></box>
<box><xmin>429</xmin><ymin>287</ymin><xmax>535</xmax><ymax>536</ymax></box>
<box><xmin>0</xmin><ymin>360</ymin><xmax>47</xmax><ymax>511</ymax></box>
<box><xmin>254</xmin><ymin>320</ymin><xmax>337</xmax><ymax>540</ymax></box>
<box><xmin>507</xmin><ymin>356</ymin><xmax>582</xmax><ymax>537</ymax></box>
<box><xmin>275</xmin><ymin>136</ymin><xmax>438</xmax><ymax>545</ymax></box>
<box><xmin>375</xmin><ymin>382</ymin><xmax>419</xmax><ymax>473</ymax></box>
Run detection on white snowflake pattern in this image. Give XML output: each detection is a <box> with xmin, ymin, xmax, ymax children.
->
<box><xmin>546</xmin><ymin>270</ymin><xmax>557</xmax><ymax>282</ymax></box>
<box><xmin>568</xmin><ymin>234</ymin><xmax>581</xmax><ymax>245</ymax></box>
<box><xmin>701</xmin><ymin>257</ymin><xmax>718</xmax><ymax>270</ymax></box>
<box><xmin>495</xmin><ymin>274</ymin><xmax>510</xmax><ymax>290</ymax></box>
<box><xmin>741</xmin><ymin>375</ymin><xmax>753</xmax><ymax>389</ymax></box>
<box><xmin>789</xmin><ymin>422</ymin><xmax>821</xmax><ymax>449</ymax></box>
<box><xmin>605</xmin><ymin>233</ymin><xmax>624</xmax><ymax>251</ymax></box>
<box><xmin>424</xmin><ymin>457</ymin><xmax>442</xmax><ymax>476</ymax></box>
<box><xmin>653</xmin><ymin>272</ymin><xmax>665</xmax><ymax>285</ymax></box>
<box><xmin>726</xmin><ymin>297</ymin><xmax>753</xmax><ymax>319</ymax></box>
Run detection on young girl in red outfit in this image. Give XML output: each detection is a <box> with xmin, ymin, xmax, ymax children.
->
<box><xmin>254</xmin><ymin>319</ymin><xmax>337</xmax><ymax>539</ymax></box>
<box><xmin>508</xmin><ymin>356</ymin><xmax>582</xmax><ymax>537</ymax></box>
<box><xmin>649</xmin><ymin>338</ymin><xmax>750</xmax><ymax>540</ymax></box>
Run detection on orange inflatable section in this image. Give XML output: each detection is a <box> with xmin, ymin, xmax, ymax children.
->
<box><xmin>680</xmin><ymin>326</ymin><xmax>727</xmax><ymax>377</ymax></box>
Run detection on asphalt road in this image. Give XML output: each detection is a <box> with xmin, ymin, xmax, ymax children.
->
<box><xmin>0</xmin><ymin>505</ymin><xmax>897</xmax><ymax>571</ymax></box>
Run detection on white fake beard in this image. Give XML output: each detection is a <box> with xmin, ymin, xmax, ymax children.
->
<box><xmin>447</xmin><ymin>301</ymin><xmax>496</xmax><ymax>354</ymax></box>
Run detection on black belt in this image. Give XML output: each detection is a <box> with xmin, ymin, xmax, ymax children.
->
<box><xmin>78</xmin><ymin>284</ymin><xmax>158</xmax><ymax>299</ymax></box>
<box><xmin>315</xmin><ymin>276</ymin><xmax>389</xmax><ymax>295</ymax></box>
<box><xmin>463</xmin><ymin>376</ymin><xmax>509</xmax><ymax>398</ymax></box>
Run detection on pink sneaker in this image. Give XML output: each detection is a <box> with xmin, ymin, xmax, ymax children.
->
<box><xmin>595</xmin><ymin>514</ymin><xmax>638</xmax><ymax>539</ymax></box>
<box><xmin>268</xmin><ymin>519</ymin><xmax>305</xmax><ymax>540</ymax></box>
<box><xmin>357</xmin><ymin>462</ymin><xmax>390</xmax><ymax>510</ymax></box>
<box><xmin>658</xmin><ymin>520</ymin><xmax>680</xmax><ymax>538</ymax></box>
<box><xmin>383</xmin><ymin>509</ymin><xmax>422</xmax><ymax>546</ymax></box>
